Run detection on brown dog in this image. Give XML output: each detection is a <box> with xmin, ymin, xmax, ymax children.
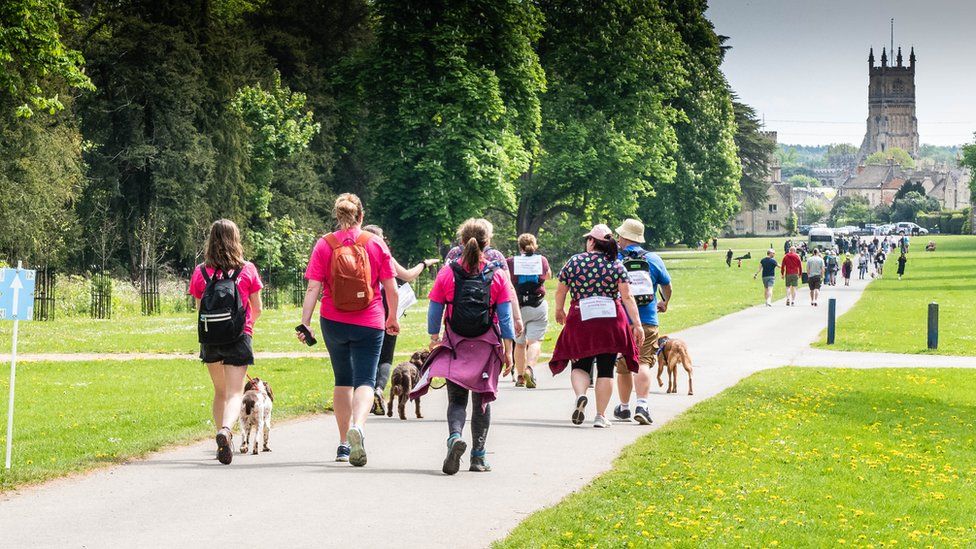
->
<box><xmin>388</xmin><ymin>350</ymin><xmax>428</xmax><ymax>420</ymax></box>
<box><xmin>656</xmin><ymin>336</ymin><xmax>693</xmax><ymax>395</ymax></box>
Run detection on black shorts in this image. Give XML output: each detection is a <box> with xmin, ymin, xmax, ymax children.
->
<box><xmin>571</xmin><ymin>354</ymin><xmax>617</xmax><ymax>379</ymax></box>
<box><xmin>200</xmin><ymin>334</ymin><xmax>254</xmax><ymax>366</ymax></box>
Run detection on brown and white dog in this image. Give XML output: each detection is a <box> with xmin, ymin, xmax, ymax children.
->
<box><xmin>656</xmin><ymin>336</ymin><xmax>693</xmax><ymax>395</ymax></box>
<box><xmin>388</xmin><ymin>350</ymin><xmax>428</xmax><ymax>420</ymax></box>
<box><xmin>239</xmin><ymin>377</ymin><xmax>274</xmax><ymax>454</ymax></box>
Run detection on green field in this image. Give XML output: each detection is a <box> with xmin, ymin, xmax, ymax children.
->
<box><xmin>0</xmin><ymin>237</ymin><xmax>784</xmax><ymax>356</ymax></box>
<box><xmin>497</xmin><ymin>367</ymin><xmax>976</xmax><ymax>548</ymax></box>
<box><xmin>0</xmin><ymin>358</ymin><xmax>334</xmax><ymax>490</ymax></box>
<box><xmin>814</xmin><ymin>235</ymin><xmax>976</xmax><ymax>355</ymax></box>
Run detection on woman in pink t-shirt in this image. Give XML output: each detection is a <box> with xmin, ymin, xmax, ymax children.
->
<box><xmin>188</xmin><ymin>219</ymin><xmax>264</xmax><ymax>465</ymax></box>
<box><xmin>298</xmin><ymin>193</ymin><xmax>399</xmax><ymax>467</ymax></box>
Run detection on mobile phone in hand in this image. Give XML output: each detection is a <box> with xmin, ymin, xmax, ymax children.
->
<box><xmin>295</xmin><ymin>324</ymin><xmax>317</xmax><ymax>346</ymax></box>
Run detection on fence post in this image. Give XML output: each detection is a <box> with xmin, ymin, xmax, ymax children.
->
<box><xmin>827</xmin><ymin>298</ymin><xmax>836</xmax><ymax>345</ymax></box>
<box><xmin>928</xmin><ymin>302</ymin><xmax>939</xmax><ymax>350</ymax></box>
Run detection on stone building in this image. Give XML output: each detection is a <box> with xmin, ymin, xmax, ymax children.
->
<box><xmin>727</xmin><ymin>131</ymin><xmax>794</xmax><ymax>236</ymax></box>
<box><xmin>857</xmin><ymin>46</ymin><xmax>919</xmax><ymax>163</ymax></box>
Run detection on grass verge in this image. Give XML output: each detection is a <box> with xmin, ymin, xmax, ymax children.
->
<box><xmin>0</xmin><ymin>358</ymin><xmax>334</xmax><ymax>491</ymax></box>
<box><xmin>813</xmin><ymin>235</ymin><xmax>976</xmax><ymax>355</ymax></box>
<box><xmin>497</xmin><ymin>367</ymin><xmax>976</xmax><ymax>547</ymax></box>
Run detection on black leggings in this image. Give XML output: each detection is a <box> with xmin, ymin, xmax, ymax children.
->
<box><xmin>571</xmin><ymin>354</ymin><xmax>616</xmax><ymax>379</ymax></box>
<box><xmin>446</xmin><ymin>381</ymin><xmax>490</xmax><ymax>454</ymax></box>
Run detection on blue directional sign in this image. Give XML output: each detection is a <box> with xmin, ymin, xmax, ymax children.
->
<box><xmin>0</xmin><ymin>268</ymin><xmax>36</xmax><ymax>321</ymax></box>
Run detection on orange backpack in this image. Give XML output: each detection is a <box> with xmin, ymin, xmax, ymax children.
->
<box><xmin>324</xmin><ymin>232</ymin><xmax>374</xmax><ymax>311</ymax></box>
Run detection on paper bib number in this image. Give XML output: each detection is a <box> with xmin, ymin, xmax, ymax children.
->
<box><xmin>396</xmin><ymin>283</ymin><xmax>418</xmax><ymax>318</ymax></box>
<box><xmin>627</xmin><ymin>270</ymin><xmax>654</xmax><ymax>296</ymax></box>
<box><xmin>579</xmin><ymin>296</ymin><xmax>617</xmax><ymax>321</ymax></box>
<box><xmin>513</xmin><ymin>255</ymin><xmax>543</xmax><ymax>276</ymax></box>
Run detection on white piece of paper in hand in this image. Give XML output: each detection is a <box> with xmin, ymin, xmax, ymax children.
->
<box><xmin>513</xmin><ymin>255</ymin><xmax>543</xmax><ymax>276</ymax></box>
<box><xmin>627</xmin><ymin>270</ymin><xmax>654</xmax><ymax>296</ymax></box>
<box><xmin>396</xmin><ymin>283</ymin><xmax>418</xmax><ymax>318</ymax></box>
<box><xmin>579</xmin><ymin>296</ymin><xmax>617</xmax><ymax>321</ymax></box>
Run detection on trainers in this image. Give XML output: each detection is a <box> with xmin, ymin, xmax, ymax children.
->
<box><xmin>593</xmin><ymin>415</ymin><xmax>611</xmax><ymax>428</ymax></box>
<box><xmin>571</xmin><ymin>395</ymin><xmax>588</xmax><ymax>425</ymax></box>
<box><xmin>347</xmin><ymin>426</ymin><xmax>367</xmax><ymax>467</ymax></box>
<box><xmin>515</xmin><ymin>375</ymin><xmax>525</xmax><ymax>388</ymax></box>
<box><xmin>216</xmin><ymin>427</ymin><xmax>233</xmax><ymax>465</ymax></box>
<box><xmin>469</xmin><ymin>455</ymin><xmax>492</xmax><ymax>472</ymax></box>
<box><xmin>371</xmin><ymin>392</ymin><xmax>385</xmax><ymax>416</ymax></box>
<box><xmin>336</xmin><ymin>443</ymin><xmax>351</xmax><ymax>462</ymax></box>
<box><xmin>442</xmin><ymin>436</ymin><xmax>467</xmax><ymax>476</ymax></box>
<box><xmin>524</xmin><ymin>367</ymin><xmax>537</xmax><ymax>389</ymax></box>
<box><xmin>613</xmin><ymin>404</ymin><xmax>631</xmax><ymax>421</ymax></box>
<box><xmin>633</xmin><ymin>406</ymin><xmax>653</xmax><ymax>425</ymax></box>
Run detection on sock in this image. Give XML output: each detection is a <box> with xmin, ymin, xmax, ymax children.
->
<box><xmin>618</xmin><ymin>402</ymin><xmax>630</xmax><ymax>411</ymax></box>
<box><xmin>636</xmin><ymin>398</ymin><xmax>648</xmax><ymax>409</ymax></box>
<box><xmin>471</xmin><ymin>448</ymin><xmax>486</xmax><ymax>458</ymax></box>
<box><xmin>447</xmin><ymin>433</ymin><xmax>461</xmax><ymax>448</ymax></box>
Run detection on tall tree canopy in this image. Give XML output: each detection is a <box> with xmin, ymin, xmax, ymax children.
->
<box><xmin>733</xmin><ymin>97</ymin><xmax>775</xmax><ymax>208</ymax></box>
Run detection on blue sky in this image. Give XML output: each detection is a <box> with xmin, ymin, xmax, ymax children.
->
<box><xmin>707</xmin><ymin>0</ymin><xmax>976</xmax><ymax>146</ymax></box>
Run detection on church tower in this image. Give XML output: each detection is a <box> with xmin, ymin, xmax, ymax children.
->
<box><xmin>858</xmin><ymin>45</ymin><xmax>919</xmax><ymax>163</ymax></box>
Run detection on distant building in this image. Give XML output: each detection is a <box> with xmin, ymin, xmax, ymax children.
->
<box><xmin>727</xmin><ymin>131</ymin><xmax>794</xmax><ymax>236</ymax></box>
<box><xmin>838</xmin><ymin>161</ymin><xmax>971</xmax><ymax>211</ymax></box>
<box><xmin>857</xmin><ymin>46</ymin><xmax>919</xmax><ymax>163</ymax></box>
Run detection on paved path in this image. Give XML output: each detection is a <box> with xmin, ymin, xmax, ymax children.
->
<box><xmin>1</xmin><ymin>276</ymin><xmax>970</xmax><ymax>548</ymax></box>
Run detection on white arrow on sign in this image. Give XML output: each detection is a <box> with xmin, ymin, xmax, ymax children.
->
<box><xmin>10</xmin><ymin>272</ymin><xmax>22</xmax><ymax>318</ymax></box>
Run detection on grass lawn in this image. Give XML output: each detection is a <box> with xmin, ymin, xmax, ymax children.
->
<box><xmin>0</xmin><ymin>358</ymin><xmax>334</xmax><ymax>491</ymax></box>
<box><xmin>0</xmin><ymin>236</ymin><xmax>786</xmax><ymax>356</ymax></box>
<box><xmin>813</xmin><ymin>235</ymin><xmax>976</xmax><ymax>355</ymax></box>
<box><xmin>497</xmin><ymin>367</ymin><xmax>976</xmax><ymax>548</ymax></box>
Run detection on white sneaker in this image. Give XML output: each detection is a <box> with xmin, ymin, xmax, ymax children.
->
<box><xmin>593</xmin><ymin>415</ymin><xmax>611</xmax><ymax>428</ymax></box>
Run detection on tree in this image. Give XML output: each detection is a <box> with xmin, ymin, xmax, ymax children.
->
<box><xmin>784</xmin><ymin>211</ymin><xmax>798</xmax><ymax>236</ymax></box>
<box><xmin>775</xmin><ymin>146</ymin><xmax>800</xmax><ymax>168</ymax></box>
<box><xmin>824</xmin><ymin>143</ymin><xmax>857</xmax><ymax>164</ymax></box>
<box><xmin>733</xmin><ymin>96</ymin><xmax>775</xmax><ymax>209</ymax></box>
<box><xmin>865</xmin><ymin>147</ymin><xmax>915</xmax><ymax>169</ymax></box>
<box><xmin>894</xmin><ymin>181</ymin><xmax>925</xmax><ymax>201</ymax></box>
<box><xmin>0</xmin><ymin>0</ymin><xmax>94</xmax><ymax>118</ymax></box>
<box><xmin>361</xmin><ymin>0</ymin><xmax>545</xmax><ymax>260</ymax></box>
<box><xmin>961</xmin><ymin>137</ymin><xmax>976</xmax><ymax>234</ymax></box>
<box><xmin>800</xmin><ymin>200</ymin><xmax>827</xmax><ymax>224</ymax></box>
<box><xmin>788</xmin><ymin>174</ymin><xmax>821</xmax><ymax>188</ymax></box>
<box><xmin>890</xmin><ymin>191</ymin><xmax>939</xmax><ymax>223</ymax></box>
<box><xmin>232</xmin><ymin>72</ymin><xmax>320</xmax><ymax>225</ymax></box>
<box><xmin>828</xmin><ymin>195</ymin><xmax>872</xmax><ymax>226</ymax></box>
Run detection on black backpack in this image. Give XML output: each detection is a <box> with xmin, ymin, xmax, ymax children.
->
<box><xmin>198</xmin><ymin>266</ymin><xmax>247</xmax><ymax>345</ymax></box>
<box><xmin>448</xmin><ymin>262</ymin><xmax>496</xmax><ymax>338</ymax></box>
<box><xmin>622</xmin><ymin>249</ymin><xmax>654</xmax><ymax>307</ymax></box>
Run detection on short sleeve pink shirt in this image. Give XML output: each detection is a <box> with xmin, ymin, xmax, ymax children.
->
<box><xmin>189</xmin><ymin>262</ymin><xmax>263</xmax><ymax>336</ymax></box>
<box><xmin>428</xmin><ymin>262</ymin><xmax>510</xmax><ymax>316</ymax></box>
<box><xmin>305</xmin><ymin>228</ymin><xmax>396</xmax><ymax>330</ymax></box>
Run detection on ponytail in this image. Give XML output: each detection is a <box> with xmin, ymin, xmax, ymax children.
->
<box><xmin>590</xmin><ymin>235</ymin><xmax>618</xmax><ymax>261</ymax></box>
<box><xmin>461</xmin><ymin>237</ymin><xmax>482</xmax><ymax>272</ymax></box>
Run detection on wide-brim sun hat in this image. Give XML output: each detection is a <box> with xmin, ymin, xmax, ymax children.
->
<box><xmin>615</xmin><ymin>218</ymin><xmax>645</xmax><ymax>243</ymax></box>
<box><xmin>583</xmin><ymin>223</ymin><xmax>614</xmax><ymax>241</ymax></box>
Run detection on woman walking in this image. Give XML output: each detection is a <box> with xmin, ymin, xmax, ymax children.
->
<box><xmin>506</xmin><ymin>234</ymin><xmax>550</xmax><ymax>389</ymax></box>
<box><xmin>189</xmin><ymin>219</ymin><xmax>264</xmax><ymax>465</ymax></box>
<box><xmin>362</xmin><ymin>224</ymin><xmax>439</xmax><ymax>416</ymax></box>
<box><xmin>841</xmin><ymin>254</ymin><xmax>853</xmax><ymax>286</ymax></box>
<box><xmin>412</xmin><ymin>219</ymin><xmax>515</xmax><ymax>474</ymax></box>
<box><xmin>299</xmin><ymin>194</ymin><xmax>399</xmax><ymax>467</ymax></box>
<box><xmin>858</xmin><ymin>251</ymin><xmax>869</xmax><ymax>280</ymax></box>
<box><xmin>897</xmin><ymin>252</ymin><xmax>908</xmax><ymax>280</ymax></box>
<box><xmin>549</xmin><ymin>224</ymin><xmax>643</xmax><ymax>428</ymax></box>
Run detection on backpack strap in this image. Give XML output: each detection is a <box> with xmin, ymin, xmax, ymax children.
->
<box><xmin>324</xmin><ymin>233</ymin><xmax>342</xmax><ymax>250</ymax></box>
<box><xmin>355</xmin><ymin>232</ymin><xmax>373</xmax><ymax>246</ymax></box>
<box><xmin>228</xmin><ymin>266</ymin><xmax>243</xmax><ymax>281</ymax></box>
<box><xmin>200</xmin><ymin>265</ymin><xmax>212</xmax><ymax>284</ymax></box>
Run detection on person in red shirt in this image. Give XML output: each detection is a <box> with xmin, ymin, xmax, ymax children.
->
<box><xmin>780</xmin><ymin>246</ymin><xmax>803</xmax><ymax>307</ymax></box>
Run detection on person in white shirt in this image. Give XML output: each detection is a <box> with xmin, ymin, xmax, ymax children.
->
<box><xmin>805</xmin><ymin>249</ymin><xmax>825</xmax><ymax>307</ymax></box>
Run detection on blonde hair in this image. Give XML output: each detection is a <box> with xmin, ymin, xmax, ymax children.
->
<box><xmin>204</xmin><ymin>219</ymin><xmax>245</xmax><ymax>272</ymax></box>
<box><xmin>518</xmin><ymin>233</ymin><xmax>538</xmax><ymax>254</ymax></box>
<box><xmin>457</xmin><ymin>219</ymin><xmax>491</xmax><ymax>272</ymax></box>
<box><xmin>334</xmin><ymin>193</ymin><xmax>364</xmax><ymax>229</ymax></box>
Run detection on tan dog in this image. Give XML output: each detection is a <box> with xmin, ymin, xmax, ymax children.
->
<box><xmin>656</xmin><ymin>336</ymin><xmax>693</xmax><ymax>395</ymax></box>
<box><xmin>388</xmin><ymin>350</ymin><xmax>428</xmax><ymax>420</ymax></box>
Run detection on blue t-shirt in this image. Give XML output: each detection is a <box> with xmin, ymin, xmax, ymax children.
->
<box><xmin>619</xmin><ymin>245</ymin><xmax>671</xmax><ymax>326</ymax></box>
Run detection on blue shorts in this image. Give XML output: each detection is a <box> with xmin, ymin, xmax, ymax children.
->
<box><xmin>320</xmin><ymin>318</ymin><xmax>384</xmax><ymax>388</ymax></box>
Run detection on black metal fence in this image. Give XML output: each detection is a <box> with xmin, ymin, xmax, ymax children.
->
<box><xmin>140</xmin><ymin>266</ymin><xmax>160</xmax><ymax>316</ymax></box>
<box><xmin>90</xmin><ymin>265</ymin><xmax>112</xmax><ymax>319</ymax></box>
<box><xmin>32</xmin><ymin>266</ymin><xmax>56</xmax><ymax>321</ymax></box>
<box><xmin>260</xmin><ymin>267</ymin><xmax>307</xmax><ymax>310</ymax></box>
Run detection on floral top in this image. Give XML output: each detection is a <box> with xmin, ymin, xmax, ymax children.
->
<box><xmin>557</xmin><ymin>252</ymin><xmax>629</xmax><ymax>301</ymax></box>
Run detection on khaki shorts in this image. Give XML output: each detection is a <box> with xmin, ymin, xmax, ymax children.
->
<box><xmin>616</xmin><ymin>324</ymin><xmax>660</xmax><ymax>373</ymax></box>
<box><xmin>785</xmin><ymin>274</ymin><xmax>799</xmax><ymax>287</ymax></box>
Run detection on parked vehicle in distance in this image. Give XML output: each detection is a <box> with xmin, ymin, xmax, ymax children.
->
<box><xmin>892</xmin><ymin>221</ymin><xmax>928</xmax><ymax>235</ymax></box>
<box><xmin>798</xmin><ymin>224</ymin><xmax>812</xmax><ymax>236</ymax></box>
<box><xmin>808</xmin><ymin>227</ymin><xmax>834</xmax><ymax>249</ymax></box>
<box><xmin>874</xmin><ymin>224</ymin><xmax>894</xmax><ymax>236</ymax></box>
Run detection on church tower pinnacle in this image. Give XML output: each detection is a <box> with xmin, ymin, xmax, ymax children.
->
<box><xmin>857</xmin><ymin>41</ymin><xmax>919</xmax><ymax>163</ymax></box>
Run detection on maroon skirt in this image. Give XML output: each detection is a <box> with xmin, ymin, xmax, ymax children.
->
<box><xmin>549</xmin><ymin>299</ymin><xmax>639</xmax><ymax>376</ymax></box>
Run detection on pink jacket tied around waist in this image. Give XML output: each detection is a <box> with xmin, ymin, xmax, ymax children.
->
<box><xmin>410</xmin><ymin>325</ymin><xmax>504</xmax><ymax>411</ymax></box>
<box><xmin>549</xmin><ymin>299</ymin><xmax>639</xmax><ymax>375</ymax></box>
